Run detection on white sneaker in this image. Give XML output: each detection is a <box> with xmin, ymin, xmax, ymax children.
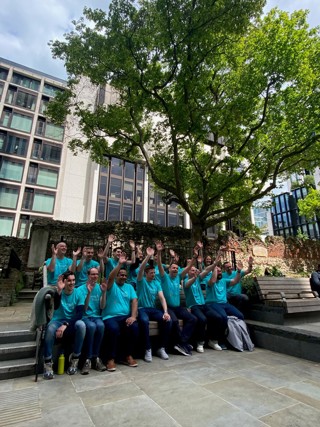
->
<box><xmin>144</xmin><ymin>349</ymin><xmax>152</xmax><ymax>363</ymax></box>
<box><xmin>208</xmin><ymin>340</ymin><xmax>222</xmax><ymax>351</ymax></box>
<box><xmin>196</xmin><ymin>343</ymin><xmax>204</xmax><ymax>353</ymax></box>
<box><xmin>156</xmin><ymin>347</ymin><xmax>169</xmax><ymax>360</ymax></box>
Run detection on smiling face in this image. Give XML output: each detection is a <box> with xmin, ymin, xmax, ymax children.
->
<box><xmin>63</xmin><ymin>273</ymin><xmax>76</xmax><ymax>294</ymax></box>
<box><xmin>88</xmin><ymin>268</ymin><xmax>99</xmax><ymax>285</ymax></box>
<box><xmin>223</xmin><ymin>262</ymin><xmax>233</xmax><ymax>275</ymax></box>
<box><xmin>85</xmin><ymin>247</ymin><xmax>94</xmax><ymax>260</ymax></box>
<box><xmin>188</xmin><ymin>266</ymin><xmax>197</xmax><ymax>278</ymax></box>
<box><xmin>145</xmin><ymin>267</ymin><xmax>155</xmax><ymax>282</ymax></box>
<box><xmin>113</xmin><ymin>248</ymin><xmax>123</xmax><ymax>260</ymax></box>
<box><xmin>169</xmin><ymin>263</ymin><xmax>179</xmax><ymax>278</ymax></box>
<box><xmin>204</xmin><ymin>256</ymin><xmax>212</xmax><ymax>266</ymax></box>
<box><xmin>116</xmin><ymin>268</ymin><xmax>128</xmax><ymax>285</ymax></box>
<box><xmin>57</xmin><ymin>242</ymin><xmax>67</xmax><ymax>257</ymax></box>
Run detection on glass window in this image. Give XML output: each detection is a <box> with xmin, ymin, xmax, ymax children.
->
<box><xmin>135</xmin><ymin>204</ymin><xmax>142</xmax><ymax>222</ymax></box>
<box><xmin>124</xmin><ymin>181</ymin><xmax>133</xmax><ymax>201</ymax></box>
<box><xmin>44</xmin><ymin>122</ymin><xmax>64</xmax><ymax>141</ymax></box>
<box><xmin>31</xmin><ymin>140</ymin><xmax>62</xmax><ymax>164</ymax></box>
<box><xmin>137</xmin><ymin>164</ymin><xmax>144</xmax><ymax>181</ymax></box>
<box><xmin>0</xmin><ymin>133</ymin><xmax>28</xmax><ymax>156</ymax></box>
<box><xmin>0</xmin><ymin>82</ymin><xmax>3</xmax><ymax>98</ymax></box>
<box><xmin>0</xmin><ymin>109</ymin><xmax>11</xmax><ymax>127</ymax></box>
<box><xmin>43</xmin><ymin>83</ymin><xmax>63</xmax><ymax>97</ymax></box>
<box><xmin>110</xmin><ymin>177</ymin><xmax>122</xmax><ymax>199</ymax></box>
<box><xmin>149</xmin><ymin>188</ymin><xmax>155</xmax><ymax>205</ymax></box>
<box><xmin>108</xmin><ymin>201</ymin><xmax>121</xmax><ymax>220</ymax></box>
<box><xmin>33</xmin><ymin>193</ymin><xmax>55</xmax><ymax>213</ymax></box>
<box><xmin>0</xmin><ymin>186</ymin><xmax>19</xmax><ymax>208</ymax></box>
<box><xmin>123</xmin><ymin>204</ymin><xmax>133</xmax><ymax>221</ymax></box>
<box><xmin>111</xmin><ymin>158</ymin><xmax>122</xmax><ymax>176</ymax></box>
<box><xmin>22</xmin><ymin>188</ymin><xmax>34</xmax><ymax>210</ymax></box>
<box><xmin>97</xmin><ymin>198</ymin><xmax>106</xmax><ymax>220</ymax></box>
<box><xmin>157</xmin><ymin>210</ymin><xmax>165</xmax><ymax>226</ymax></box>
<box><xmin>37</xmin><ymin>167</ymin><xmax>58</xmax><ymax>188</ymax></box>
<box><xmin>17</xmin><ymin>215</ymin><xmax>33</xmax><ymax>239</ymax></box>
<box><xmin>168</xmin><ymin>212</ymin><xmax>178</xmax><ymax>226</ymax></box>
<box><xmin>136</xmin><ymin>182</ymin><xmax>143</xmax><ymax>203</ymax></box>
<box><xmin>5</xmin><ymin>112</ymin><xmax>33</xmax><ymax>133</ymax></box>
<box><xmin>6</xmin><ymin>87</ymin><xmax>37</xmax><ymax>110</ymax></box>
<box><xmin>0</xmin><ymin>215</ymin><xmax>14</xmax><ymax>236</ymax></box>
<box><xmin>0</xmin><ymin>158</ymin><xmax>24</xmax><ymax>181</ymax></box>
<box><xmin>39</xmin><ymin>98</ymin><xmax>49</xmax><ymax>115</ymax></box>
<box><xmin>11</xmin><ymin>72</ymin><xmax>40</xmax><ymax>91</ymax></box>
<box><xmin>0</xmin><ymin>67</ymin><xmax>8</xmax><ymax>81</ymax></box>
<box><xmin>27</xmin><ymin>163</ymin><xmax>38</xmax><ymax>184</ymax></box>
<box><xmin>99</xmin><ymin>175</ymin><xmax>108</xmax><ymax>196</ymax></box>
<box><xmin>125</xmin><ymin>162</ymin><xmax>135</xmax><ymax>179</ymax></box>
<box><xmin>149</xmin><ymin>208</ymin><xmax>155</xmax><ymax>224</ymax></box>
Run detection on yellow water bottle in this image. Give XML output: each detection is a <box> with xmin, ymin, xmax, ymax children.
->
<box><xmin>57</xmin><ymin>353</ymin><xmax>65</xmax><ymax>375</ymax></box>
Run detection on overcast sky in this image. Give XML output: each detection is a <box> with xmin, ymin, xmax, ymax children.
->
<box><xmin>0</xmin><ymin>0</ymin><xmax>319</xmax><ymax>80</ymax></box>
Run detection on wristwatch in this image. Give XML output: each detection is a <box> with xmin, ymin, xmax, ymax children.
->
<box><xmin>63</xmin><ymin>321</ymin><xmax>69</xmax><ymax>327</ymax></box>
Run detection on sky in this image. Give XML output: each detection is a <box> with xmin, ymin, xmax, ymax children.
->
<box><xmin>0</xmin><ymin>0</ymin><xmax>319</xmax><ymax>80</ymax></box>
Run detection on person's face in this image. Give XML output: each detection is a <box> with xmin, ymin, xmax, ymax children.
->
<box><xmin>88</xmin><ymin>268</ymin><xmax>99</xmax><ymax>284</ymax></box>
<box><xmin>64</xmin><ymin>274</ymin><xmax>75</xmax><ymax>293</ymax></box>
<box><xmin>114</xmin><ymin>249</ymin><xmax>122</xmax><ymax>259</ymax></box>
<box><xmin>189</xmin><ymin>266</ymin><xmax>197</xmax><ymax>278</ymax></box>
<box><xmin>224</xmin><ymin>263</ymin><xmax>232</xmax><ymax>274</ymax></box>
<box><xmin>217</xmin><ymin>267</ymin><xmax>222</xmax><ymax>280</ymax></box>
<box><xmin>85</xmin><ymin>248</ymin><xmax>94</xmax><ymax>260</ymax></box>
<box><xmin>57</xmin><ymin>243</ymin><xmax>67</xmax><ymax>256</ymax></box>
<box><xmin>145</xmin><ymin>268</ymin><xmax>155</xmax><ymax>281</ymax></box>
<box><xmin>205</xmin><ymin>256</ymin><xmax>212</xmax><ymax>266</ymax></box>
<box><xmin>116</xmin><ymin>269</ymin><xmax>127</xmax><ymax>285</ymax></box>
<box><xmin>169</xmin><ymin>263</ymin><xmax>179</xmax><ymax>277</ymax></box>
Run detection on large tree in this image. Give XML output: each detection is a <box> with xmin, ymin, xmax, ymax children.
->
<box><xmin>48</xmin><ymin>0</ymin><xmax>320</xmax><ymax>239</ymax></box>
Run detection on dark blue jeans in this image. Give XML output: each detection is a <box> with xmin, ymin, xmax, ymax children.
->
<box><xmin>168</xmin><ymin>306</ymin><xmax>197</xmax><ymax>345</ymax></box>
<box><xmin>191</xmin><ymin>304</ymin><xmax>224</xmax><ymax>342</ymax></box>
<box><xmin>103</xmin><ymin>315</ymin><xmax>139</xmax><ymax>360</ymax></box>
<box><xmin>206</xmin><ymin>302</ymin><xmax>244</xmax><ymax>340</ymax></box>
<box><xmin>44</xmin><ymin>319</ymin><xmax>86</xmax><ymax>359</ymax></box>
<box><xmin>138</xmin><ymin>307</ymin><xmax>172</xmax><ymax>350</ymax></box>
<box><xmin>82</xmin><ymin>317</ymin><xmax>105</xmax><ymax>359</ymax></box>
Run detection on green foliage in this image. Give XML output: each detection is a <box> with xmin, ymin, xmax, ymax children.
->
<box><xmin>241</xmin><ymin>266</ymin><xmax>262</xmax><ymax>298</ymax></box>
<box><xmin>48</xmin><ymin>1</ymin><xmax>320</xmax><ymax>239</ymax></box>
<box><xmin>298</xmin><ymin>188</ymin><xmax>320</xmax><ymax>219</ymax></box>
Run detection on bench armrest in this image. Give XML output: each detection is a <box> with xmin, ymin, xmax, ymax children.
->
<box><xmin>262</xmin><ymin>291</ymin><xmax>286</xmax><ymax>301</ymax></box>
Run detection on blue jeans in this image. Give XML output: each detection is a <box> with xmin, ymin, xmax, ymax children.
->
<box><xmin>82</xmin><ymin>317</ymin><xmax>105</xmax><ymax>359</ymax></box>
<box><xmin>168</xmin><ymin>306</ymin><xmax>197</xmax><ymax>345</ymax></box>
<box><xmin>44</xmin><ymin>319</ymin><xmax>86</xmax><ymax>359</ymax></box>
<box><xmin>138</xmin><ymin>307</ymin><xmax>172</xmax><ymax>350</ymax></box>
<box><xmin>103</xmin><ymin>315</ymin><xmax>139</xmax><ymax>360</ymax></box>
<box><xmin>191</xmin><ymin>304</ymin><xmax>223</xmax><ymax>342</ymax></box>
<box><xmin>206</xmin><ymin>302</ymin><xmax>244</xmax><ymax>340</ymax></box>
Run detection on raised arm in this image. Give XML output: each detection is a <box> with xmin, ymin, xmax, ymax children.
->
<box><xmin>184</xmin><ymin>270</ymin><xmax>199</xmax><ymax>289</ymax></box>
<box><xmin>126</xmin><ymin>240</ymin><xmax>136</xmax><ymax>265</ymax></box>
<box><xmin>208</xmin><ymin>266</ymin><xmax>219</xmax><ymax>287</ymax></box>
<box><xmin>47</xmin><ymin>244</ymin><xmax>58</xmax><ymax>272</ymax></box>
<box><xmin>76</xmin><ymin>247</ymin><xmax>86</xmax><ymax>272</ymax></box>
<box><xmin>229</xmin><ymin>260</ymin><xmax>243</xmax><ymax>286</ymax></box>
<box><xmin>102</xmin><ymin>234</ymin><xmax>115</xmax><ymax>263</ymax></box>
<box><xmin>180</xmin><ymin>246</ymin><xmax>198</xmax><ymax>279</ymax></box>
<box><xmin>137</xmin><ymin>247</ymin><xmax>154</xmax><ymax>281</ymax></box>
<box><xmin>243</xmin><ymin>256</ymin><xmax>254</xmax><ymax>275</ymax></box>
<box><xmin>70</xmin><ymin>247</ymin><xmax>81</xmax><ymax>272</ymax></box>
<box><xmin>107</xmin><ymin>252</ymin><xmax>128</xmax><ymax>290</ymax></box>
<box><xmin>156</xmin><ymin>241</ymin><xmax>165</xmax><ymax>277</ymax></box>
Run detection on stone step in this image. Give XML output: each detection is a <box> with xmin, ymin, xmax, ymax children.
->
<box><xmin>0</xmin><ymin>329</ymin><xmax>35</xmax><ymax>344</ymax></box>
<box><xmin>0</xmin><ymin>341</ymin><xmax>36</xmax><ymax>361</ymax></box>
<box><xmin>18</xmin><ymin>289</ymin><xmax>37</xmax><ymax>302</ymax></box>
<box><xmin>0</xmin><ymin>358</ymin><xmax>35</xmax><ymax>381</ymax></box>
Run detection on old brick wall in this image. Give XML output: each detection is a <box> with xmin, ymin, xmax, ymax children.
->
<box><xmin>0</xmin><ymin>269</ymin><xmax>23</xmax><ymax>307</ymax></box>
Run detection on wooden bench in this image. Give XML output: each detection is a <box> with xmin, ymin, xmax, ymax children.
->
<box><xmin>254</xmin><ymin>276</ymin><xmax>320</xmax><ymax>314</ymax></box>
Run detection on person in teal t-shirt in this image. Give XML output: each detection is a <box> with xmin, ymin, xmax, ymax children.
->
<box><xmin>75</xmin><ymin>246</ymin><xmax>100</xmax><ymax>287</ymax></box>
<box><xmin>101</xmin><ymin>253</ymin><xmax>139</xmax><ymax>372</ymax></box>
<box><xmin>45</xmin><ymin>242</ymin><xmax>77</xmax><ymax>285</ymax></box>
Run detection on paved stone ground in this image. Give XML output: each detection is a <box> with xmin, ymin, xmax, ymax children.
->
<box><xmin>1</xmin><ymin>302</ymin><xmax>320</xmax><ymax>426</ymax></box>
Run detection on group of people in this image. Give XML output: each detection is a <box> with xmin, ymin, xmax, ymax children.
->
<box><xmin>41</xmin><ymin>236</ymin><xmax>253</xmax><ymax>380</ymax></box>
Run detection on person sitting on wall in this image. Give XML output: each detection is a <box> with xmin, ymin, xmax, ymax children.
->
<box><xmin>42</xmin><ymin>270</ymin><xmax>86</xmax><ymax>379</ymax></box>
<box><xmin>310</xmin><ymin>264</ymin><xmax>320</xmax><ymax>296</ymax></box>
<box><xmin>101</xmin><ymin>253</ymin><xmax>139</xmax><ymax>371</ymax></box>
<box><xmin>136</xmin><ymin>246</ymin><xmax>172</xmax><ymax>362</ymax></box>
<box><xmin>223</xmin><ymin>257</ymin><xmax>254</xmax><ymax>316</ymax></box>
<box><xmin>45</xmin><ymin>242</ymin><xmax>78</xmax><ymax>286</ymax></box>
<box><xmin>205</xmin><ymin>263</ymin><xmax>243</xmax><ymax>350</ymax></box>
<box><xmin>77</xmin><ymin>267</ymin><xmax>106</xmax><ymax>374</ymax></box>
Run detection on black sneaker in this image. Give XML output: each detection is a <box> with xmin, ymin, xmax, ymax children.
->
<box><xmin>93</xmin><ymin>357</ymin><xmax>106</xmax><ymax>372</ymax></box>
<box><xmin>174</xmin><ymin>344</ymin><xmax>191</xmax><ymax>356</ymax></box>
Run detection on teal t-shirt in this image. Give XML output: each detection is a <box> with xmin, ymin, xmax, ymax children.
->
<box><xmin>45</xmin><ymin>257</ymin><xmax>73</xmax><ymax>285</ymax></box>
<box><xmin>51</xmin><ymin>287</ymin><xmax>85</xmax><ymax>321</ymax></box>
<box><xmin>222</xmin><ymin>270</ymin><xmax>245</xmax><ymax>296</ymax></box>
<box><xmin>200</xmin><ymin>271</ymin><xmax>212</xmax><ymax>287</ymax></box>
<box><xmin>102</xmin><ymin>283</ymin><xmax>137</xmax><ymax>320</ymax></box>
<box><xmin>137</xmin><ymin>277</ymin><xmax>162</xmax><ymax>308</ymax></box>
<box><xmin>75</xmin><ymin>259</ymin><xmax>100</xmax><ymax>287</ymax></box>
<box><xmin>206</xmin><ymin>278</ymin><xmax>231</xmax><ymax>304</ymax></box>
<box><xmin>77</xmin><ymin>283</ymin><xmax>102</xmax><ymax>318</ymax></box>
<box><xmin>183</xmin><ymin>277</ymin><xmax>205</xmax><ymax>308</ymax></box>
<box><xmin>160</xmin><ymin>272</ymin><xmax>181</xmax><ymax>308</ymax></box>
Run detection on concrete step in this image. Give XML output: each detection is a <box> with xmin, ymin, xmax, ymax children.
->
<box><xmin>0</xmin><ymin>358</ymin><xmax>35</xmax><ymax>381</ymax></box>
<box><xmin>0</xmin><ymin>329</ymin><xmax>35</xmax><ymax>344</ymax></box>
<box><xmin>0</xmin><ymin>341</ymin><xmax>36</xmax><ymax>361</ymax></box>
<box><xmin>18</xmin><ymin>289</ymin><xmax>37</xmax><ymax>302</ymax></box>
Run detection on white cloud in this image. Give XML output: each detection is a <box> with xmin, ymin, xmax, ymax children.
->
<box><xmin>0</xmin><ymin>0</ymin><xmax>318</xmax><ymax>80</ymax></box>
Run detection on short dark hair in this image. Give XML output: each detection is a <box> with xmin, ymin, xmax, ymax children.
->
<box><xmin>145</xmin><ymin>266</ymin><xmax>155</xmax><ymax>273</ymax></box>
<box><xmin>61</xmin><ymin>270</ymin><xmax>75</xmax><ymax>280</ymax></box>
<box><xmin>113</xmin><ymin>246</ymin><xmax>123</xmax><ymax>253</ymax></box>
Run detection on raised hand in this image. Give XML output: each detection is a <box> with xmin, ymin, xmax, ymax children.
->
<box><xmin>237</xmin><ymin>260</ymin><xmax>244</xmax><ymax>270</ymax></box>
<box><xmin>57</xmin><ymin>275</ymin><xmax>65</xmax><ymax>292</ymax></box>
<box><xmin>51</xmin><ymin>244</ymin><xmax>58</xmax><ymax>256</ymax></box>
<box><xmin>119</xmin><ymin>252</ymin><xmax>128</xmax><ymax>264</ymax></box>
<box><xmin>129</xmin><ymin>240</ymin><xmax>136</xmax><ymax>250</ymax></box>
<box><xmin>146</xmin><ymin>247</ymin><xmax>155</xmax><ymax>257</ymax></box>
<box><xmin>197</xmin><ymin>255</ymin><xmax>203</xmax><ymax>264</ymax></box>
<box><xmin>196</xmin><ymin>241</ymin><xmax>203</xmax><ymax>249</ymax></box>
<box><xmin>97</xmin><ymin>248</ymin><xmax>104</xmax><ymax>259</ymax></box>
<box><xmin>169</xmin><ymin>249</ymin><xmax>176</xmax><ymax>258</ymax></box>
<box><xmin>108</xmin><ymin>234</ymin><xmax>115</xmax><ymax>243</ymax></box>
<box><xmin>100</xmin><ymin>278</ymin><xmax>108</xmax><ymax>292</ymax></box>
<box><xmin>73</xmin><ymin>247</ymin><xmax>81</xmax><ymax>257</ymax></box>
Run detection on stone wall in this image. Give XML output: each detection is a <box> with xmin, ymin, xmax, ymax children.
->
<box><xmin>0</xmin><ymin>269</ymin><xmax>23</xmax><ymax>307</ymax></box>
